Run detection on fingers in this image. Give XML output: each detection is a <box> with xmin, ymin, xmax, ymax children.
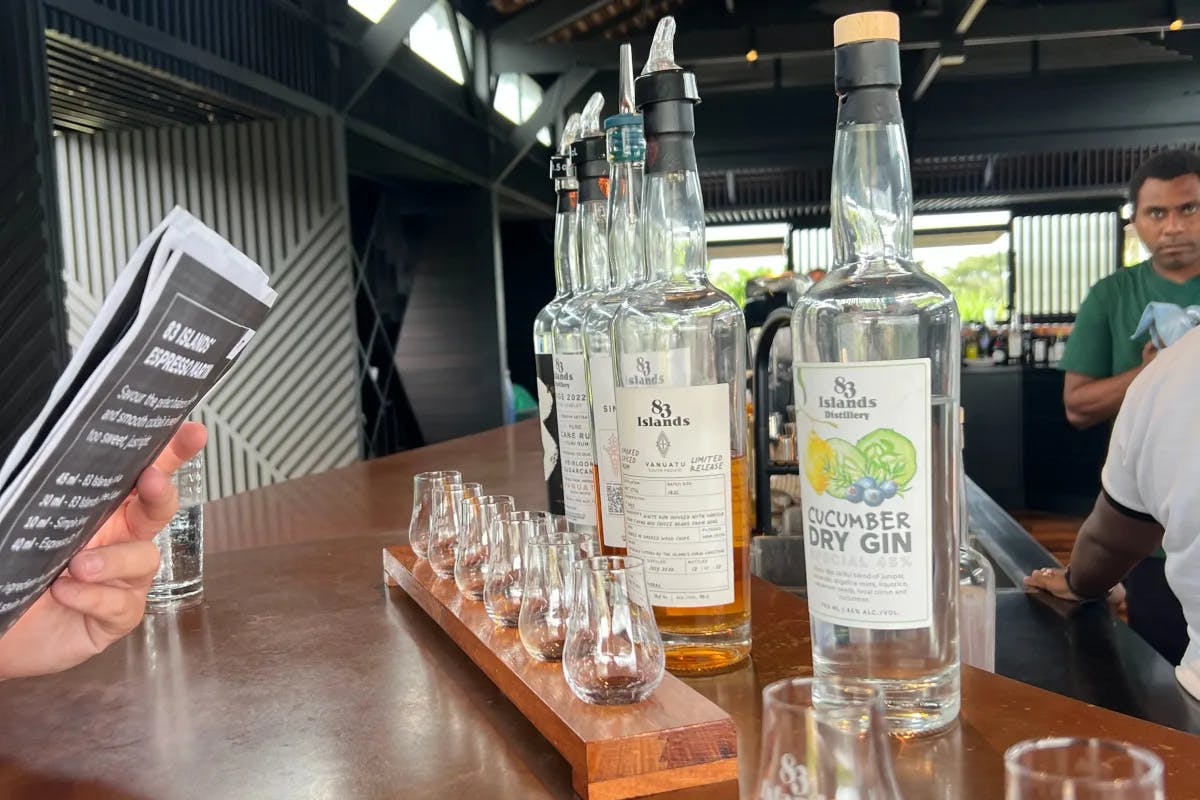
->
<box><xmin>153</xmin><ymin>422</ymin><xmax>208</xmax><ymax>476</ymax></box>
<box><xmin>49</xmin><ymin>576</ymin><xmax>147</xmax><ymax>641</ymax></box>
<box><xmin>69</xmin><ymin>540</ymin><xmax>161</xmax><ymax>589</ymax></box>
<box><xmin>121</xmin><ymin>466</ymin><xmax>180</xmax><ymax>541</ymax></box>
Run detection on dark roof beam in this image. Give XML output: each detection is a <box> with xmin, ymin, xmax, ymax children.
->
<box><xmin>495</xmin><ymin>66</ymin><xmax>596</xmax><ymax>184</ymax></box>
<box><xmin>491</xmin><ymin>0</ymin><xmax>1198</xmax><ymax>73</ymax></box>
<box><xmin>340</xmin><ymin>0</ymin><xmax>437</xmax><ymax>113</ymax></box>
<box><xmin>492</xmin><ymin>0</ymin><xmax>615</xmax><ymax>44</ymax></box>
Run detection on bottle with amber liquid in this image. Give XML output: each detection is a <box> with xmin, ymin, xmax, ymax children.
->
<box><xmin>612</xmin><ymin>18</ymin><xmax>750</xmax><ymax>674</ymax></box>
<box><xmin>584</xmin><ymin>44</ymin><xmax>645</xmax><ymax>555</ymax></box>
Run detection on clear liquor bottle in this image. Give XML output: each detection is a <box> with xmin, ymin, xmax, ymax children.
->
<box><xmin>612</xmin><ymin>18</ymin><xmax>751</xmax><ymax>675</ymax></box>
<box><xmin>791</xmin><ymin>11</ymin><xmax>962</xmax><ymax>735</ymax></box>
<box><xmin>584</xmin><ymin>44</ymin><xmax>645</xmax><ymax>555</ymax></box>
<box><xmin>552</xmin><ymin>92</ymin><xmax>608</xmax><ymax>538</ymax></box>
<box><xmin>533</xmin><ymin>114</ymin><xmax>583</xmax><ymax>517</ymax></box>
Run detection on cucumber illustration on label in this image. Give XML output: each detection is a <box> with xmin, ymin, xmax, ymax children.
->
<box><xmin>803</xmin><ymin>430</ymin><xmax>915</xmax><ymax>506</ymax></box>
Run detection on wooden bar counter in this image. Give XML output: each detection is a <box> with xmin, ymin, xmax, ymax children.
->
<box><xmin>0</xmin><ymin>420</ymin><xmax>1197</xmax><ymax>799</ymax></box>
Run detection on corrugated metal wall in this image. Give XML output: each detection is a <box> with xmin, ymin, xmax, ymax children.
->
<box><xmin>0</xmin><ymin>0</ymin><xmax>70</xmax><ymax>461</ymax></box>
<box><xmin>1012</xmin><ymin>213</ymin><xmax>1118</xmax><ymax>318</ymax></box>
<box><xmin>792</xmin><ymin>226</ymin><xmax>834</xmax><ymax>274</ymax></box>
<box><xmin>54</xmin><ymin>115</ymin><xmax>360</xmax><ymax>500</ymax></box>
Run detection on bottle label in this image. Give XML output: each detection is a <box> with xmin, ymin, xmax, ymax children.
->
<box><xmin>794</xmin><ymin>359</ymin><xmax>933</xmax><ymax>630</ymax></box>
<box><xmin>619</xmin><ymin>348</ymin><xmax>691</xmax><ymax>388</ymax></box>
<box><xmin>535</xmin><ymin>353</ymin><xmax>565</xmax><ymax>515</ymax></box>
<box><xmin>587</xmin><ymin>355</ymin><xmax>624</xmax><ymax>548</ymax></box>
<box><xmin>616</xmin><ymin>384</ymin><xmax>734</xmax><ymax>608</ymax></box>
<box><xmin>553</xmin><ymin>354</ymin><xmax>597</xmax><ymax>527</ymax></box>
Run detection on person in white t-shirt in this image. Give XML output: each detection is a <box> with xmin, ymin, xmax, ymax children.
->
<box><xmin>1024</xmin><ymin>325</ymin><xmax>1200</xmax><ymax>698</ymax></box>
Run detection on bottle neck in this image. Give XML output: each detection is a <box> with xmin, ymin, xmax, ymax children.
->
<box><xmin>553</xmin><ymin>190</ymin><xmax>579</xmax><ymax>296</ymax></box>
<box><xmin>830</xmin><ymin>86</ymin><xmax>913</xmax><ymax>267</ymax></box>
<box><xmin>642</xmin><ymin>167</ymin><xmax>706</xmax><ymax>284</ymax></box>
<box><xmin>577</xmin><ymin>184</ymin><xmax>613</xmax><ymax>293</ymax></box>
<box><xmin>608</xmin><ymin>161</ymin><xmax>644</xmax><ymax>289</ymax></box>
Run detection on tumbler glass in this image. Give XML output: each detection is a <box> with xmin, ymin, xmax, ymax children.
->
<box><xmin>147</xmin><ymin>451</ymin><xmax>205</xmax><ymax>610</ymax></box>
<box><xmin>518</xmin><ymin>530</ymin><xmax>595</xmax><ymax>661</ymax></box>
<box><xmin>428</xmin><ymin>481</ymin><xmax>482</xmax><ymax>579</ymax></box>
<box><xmin>455</xmin><ymin>493</ymin><xmax>513</xmax><ymax>599</ymax></box>
<box><xmin>753</xmin><ymin>676</ymin><xmax>903</xmax><ymax>800</ymax></box>
<box><xmin>409</xmin><ymin>471</ymin><xmax>462</xmax><ymax>559</ymax></box>
<box><xmin>484</xmin><ymin>511</ymin><xmax>546</xmax><ymax>626</ymax></box>
<box><xmin>1004</xmin><ymin>738</ymin><xmax>1164</xmax><ymax>800</ymax></box>
<box><xmin>563</xmin><ymin>556</ymin><xmax>664</xmax><ymax>705</ymax></box>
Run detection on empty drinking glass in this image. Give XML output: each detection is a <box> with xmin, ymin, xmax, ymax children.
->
<box><xmin>1004</xmin><ymin>738</ymin><xmax>1164</xmax><ymax>800</ymax></box>
<box><xmin>754</xmin><ymin>676</ymin><xmax>903</xmax><ymax>800</ymax></box>
<box><xmin>563</xmin><ymin>556</ymin><xmax>664</xmax><ymax>705</ymax></box>
<box><xmin>147</xmin><ymin>451</ymin><xmax>205</xmax><ymax>610</ymax></box>
<box><xmin>455</xmin><ymin>494</ymin><xmax>514</xmax><ymax>599</ymax></box>
<box><xmin>484</xmin><ymin>511</ymin><xmax>548</xmax><ymax>626</ymax></box>
<box><xmin>519</xmin><ymin>530</ymin><xmax>595</xmax><ymax>661</ymax></box>
<box><xmin>428</xmin><ymin>481</ymin><xmax>482</xmax><ymax>579</ymax></box>
<box><xmin>409</xmin><ymin>471</ymin><xmax>462</xmax><ymax>559</ymax></box>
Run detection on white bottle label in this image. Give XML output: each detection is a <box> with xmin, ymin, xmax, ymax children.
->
<box><xmin>587</xmin><ymin>355</ymin><xmax>624</xmax><ymax>548</ymax></box>
<box><xmin>619</xmin><ymin>348</ymin><xmax>691</xmax><ymax>388</ymax></box>
<box><xmin>794</xmin><ymin>359</ymin><xmax>933</xmax><ymax>630</ymax></box>
<box><xmin>553</xmin><ymin>354</ymin><xmax>597</xmax><ymax>527</ymax></box>
<box><xmin>616</xmin><ymin>384</ymin><xmax>734</xmax><ymax>608</ymax></box>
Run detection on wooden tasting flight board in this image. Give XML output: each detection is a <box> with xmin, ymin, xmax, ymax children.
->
<box><xmin>382</xmin><ymin>545</ymin><xmax>739</xmax><ymax>800</ymax></box>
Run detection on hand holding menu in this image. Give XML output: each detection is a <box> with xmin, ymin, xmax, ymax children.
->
<box><xmin>0</xmin><ymin>207</ymin><xmax>276</xmax><ymax>636</ymax></box>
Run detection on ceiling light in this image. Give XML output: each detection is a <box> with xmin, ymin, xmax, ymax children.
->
<box><xmin>745</xmin><ymin>48</ymin><xmax>759</xmax><ymax>63</ymax></box>
<box><xmin>349</xmin><ymin>0</ymin><xmax>398</xmax><ymax>24</ymax></box>
<box><xmin>1170</xmin><ymin>17</ymin><xmax>1185</xmax><ymax>30</ymax></box>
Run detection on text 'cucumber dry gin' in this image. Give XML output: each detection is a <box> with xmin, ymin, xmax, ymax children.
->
<box><xmin>533</xmin><ymin>113</ymin><xmax>582</xmax><ymax>516</ymax></box>
<box><xmin>792</xmin><ymin>11</ymin><xmax>962</xmax><ymax>735</ymax></box>
<box><xmin>613</xmin><ymin>18</ymin><xmax>751</xmax><ymax>675</ymax></box>
<box><xmin>584</xmin><ymin>44</ymin><xmax>645</xmax><ymax>555</ymax></box>
<box><xmin>553</xmin><ymin>92</ymin><xmax>607</xmax><ymax>538</ymax></box>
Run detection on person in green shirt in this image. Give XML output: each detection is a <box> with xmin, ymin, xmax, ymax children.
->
<box><xmin>1055</xmin><ymin>149</ymin><xmax>1200</xmax><ymax>665</ymax></box>
<box><xmin>1060</xmin><ymin>149</ymin><xmax>1200</xmax><ymax>429</ymax></box>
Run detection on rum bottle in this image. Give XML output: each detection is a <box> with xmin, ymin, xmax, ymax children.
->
<box><xmin>613</xmin><ymin>18</ymin><xmax>751</xmax><ymax>674</ymax></box>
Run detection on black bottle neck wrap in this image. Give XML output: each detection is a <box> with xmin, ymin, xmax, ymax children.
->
<box><xmin>555</xmin><ymin>189</ymin><xmax>577</xmax><ymax>214</ymax></box>
<box><xmin>835</xmin><ymin>39</ymin><xmax>903</xmax><ymax>125</ymax></box>
<box><xmin>636</xmin><ymin>69</ymin><xmax>701</xmax><ymax>176</ymax></box>
<box><xmin>574</xmin><ymin>135</ymin><xmax>609</xmax><ymax>203</ymax></box>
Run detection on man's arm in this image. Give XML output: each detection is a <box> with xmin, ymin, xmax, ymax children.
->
<box><xmin>1024</xmin><ymin>490</ymin><xmax>1163</xmax><ymax>600</ymax></box>
<box><xmin>1063</xmin><ymin>341</ymin><xmax>1156</xmax><ymax>429</ymax></box>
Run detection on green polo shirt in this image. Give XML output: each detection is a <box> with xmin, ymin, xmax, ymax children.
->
<box><xmin>1060</xmin><ymin>260</ymin><xmax>1200</xmax><ymax>378</ymax></box>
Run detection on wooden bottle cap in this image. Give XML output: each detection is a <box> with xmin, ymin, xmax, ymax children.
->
<box><xmin>833</xmin><ymin>11</ymin><xmax>901</xmax><ymax>46</ymax></box>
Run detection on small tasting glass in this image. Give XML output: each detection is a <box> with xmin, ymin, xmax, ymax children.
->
<box><xmin>518</xmin><ymin>530</ymin><xmax>595</xmax><ymax>661</ymax></box>
<box><xmin>484</xmin><ymin>511</ymin><xmax>548</xmax><ymax>626</ymax></box>
<box><xmin>1004</xmin><ymin>738</ymin><xmax>1164</xmax><ymax>800</ymax></box>
<box><xmin>455</xmin><ymin>494</ymin><xmax>514</xmax><ymax>599</ymax></box>
<box><xmin>753</xmin><ymin>676</ymin><xmax>903</xmax><ymax>800</ymax></box>
<box><xmin>428</xmin><ymin>481</ymin><xmax>482</xmax><ymax>579</ymax></box>
<box><xmin>409</xmin><ymin>471</ymin><xmax>462</xmax><ymax>559</ymax></box>
<box><xmin>563</xmin><ymin>556</ymin><xmax>664</xmax><ymax>705</ymax></box>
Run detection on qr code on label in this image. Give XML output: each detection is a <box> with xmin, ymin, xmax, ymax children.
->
<box><xmin>605</xmin><ymin>483</ymin><xmax>624</xmax><ymax>515</ymax></box>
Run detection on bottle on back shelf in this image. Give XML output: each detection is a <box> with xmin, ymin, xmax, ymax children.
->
<box><xmin>552</xmin><ymin>92</ymin><xmax>607</xmax><ymax>540</ymax></box>
<box><xmin>533</xmin><ymin>113</ymin><xmax>583</xmax><ymax>517</ymax></box>
<box><xmin>584</xmin><ymin>44</ymin><xmax>646</xmax><ymax>556</ymax></box>
<box><xmin>791</xmin><ymin>11</ymin><xmax>963</xmax><ymax>735</ymax></box>
<box><xmin>613</xmin><ymin>17</ymin><xmax>751</xmax><ymax>675</ymax></box>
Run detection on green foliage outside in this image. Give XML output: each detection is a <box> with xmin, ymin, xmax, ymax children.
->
<box><xmin>925</xmin><ymin>253</ymin><xmax>1009</xmax><ymax>323</ymax></box>
<box><xmin>711</xmin><ymin>265</ymin><xmax>776</xmax><ymax>307</ymax></box>
<box><xmin>710</xmin><ymin>253</ymin><xmax>1009</xmax><ymax>322</ymax></box>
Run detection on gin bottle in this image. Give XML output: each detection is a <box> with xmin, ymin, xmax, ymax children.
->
<box><xmin>533</xmin><ymin>114</ymin><xmax>583</xmax><ymax>516</ymax></box>
<box><xmin>552</xmin><ymin>92</ymin><xmax>607</xmax><ymax>538</ymax></box>
<box><xmin>613</xmin><ymin>18</ymin><xmax>750</xmax><ymax>675</ymax></box>
<box><xmin>791</xmin><ymin>11</ymin><xmax>962</xmax><ymax>735</ymax></box>
<box><xmin>584</xmin><ymin>44</ymin><xmax>645</xmax><ymax>555</ymax></box>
